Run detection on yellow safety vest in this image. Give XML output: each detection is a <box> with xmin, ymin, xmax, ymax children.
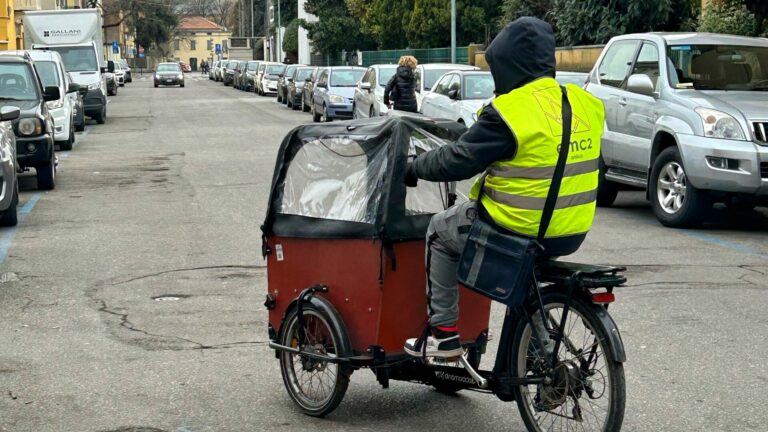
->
<box><xmin>470</xmin><ymin>77</ymin><xmax>605</xmax><ymax>240</ymax></box>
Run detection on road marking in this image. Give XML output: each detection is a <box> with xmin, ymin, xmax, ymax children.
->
<box><xmin>0</xmin><ymin>192</ymin><xmax>43</xmax><ymax>263</ymax></box>
<box><xmin>680</xmin><ymin>230</ymin><xmax>768</xmax><ymax>260</ymax></box>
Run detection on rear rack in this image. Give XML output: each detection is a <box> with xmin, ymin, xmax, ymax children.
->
<box><xmin>536</xmin><ymin>260</ymin><xmax>626</xmax><ymax>288</ymax></box>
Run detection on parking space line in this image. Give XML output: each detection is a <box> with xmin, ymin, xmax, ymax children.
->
<box><xmin>681</xmin><ymin>230</ymin><xmax>768</xmax><ymax>260</ymax></box>
<box><xmin>0</xmin><ymin>192</ymin><xmax>43</xmax><ymax>263</ymax></box>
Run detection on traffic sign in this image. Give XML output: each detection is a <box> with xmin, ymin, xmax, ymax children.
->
<box><xmin>138</xmin><ymin>45</ymin><xmax>145</xmax><ymax>54</ymax></box>
<box><xmin>112</xmin><ymin>41</ymin><xmax>119</xmax><ymax>54</ymax></box>
<box><xmin>215</xmin><ymin>43</ymin><xmax>221</xmax><ymax>54</ymax></box>
<box><xmin>138</xmin><ymin>52</ymin><xmax>145</xmax><ymax>59</ymax></box>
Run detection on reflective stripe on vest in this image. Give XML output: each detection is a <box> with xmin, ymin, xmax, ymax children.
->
<box><xmin>470</xmin><ymin>77</ymin><xmax>605</xmax><ymax>239</ymax></box>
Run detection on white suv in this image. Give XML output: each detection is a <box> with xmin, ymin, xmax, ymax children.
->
<box><xmin>29</xmin><ymin>50</ymin><xmax>80</xmax><ymax>150</ymax></box>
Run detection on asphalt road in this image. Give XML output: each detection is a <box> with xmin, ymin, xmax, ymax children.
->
<box><xmin>1</xmin><ymin>73</ymin><xmax>766</xmax><ymax>432</ymax></box>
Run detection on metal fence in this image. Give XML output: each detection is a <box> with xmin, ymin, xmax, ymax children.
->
<box><xmin>361</xmin><ymin>47</ymin><xmax>470</xmax><ymax>66</ymax></box>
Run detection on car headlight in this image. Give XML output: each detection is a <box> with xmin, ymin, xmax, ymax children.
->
<box><xmin>88</xmin><ymin>81</ymin><xmax>100</xmax><ymax>90</ymax></box>
<box><xmin>694</xmin><ymin>108</ymin><xmax>746</xmax><ymax>140</ymax></box>
<box><xmin>18</xmin><ymin>118</ymin><xmax>42</xmax><ymax>136</ymax></box>
<box><xmin>329</xmin><ymin>94</ymin><xmax>345</xmax><ymax>104</ymax></box>
<box><xmin>47</xmin><ymin>99</ymin><xmax>64</xmax><ymax>109</ymax></box>
<box><xmin>177</xmin><ymin>74</ymin><xmax>184</xmax><ymax>79</ymax></box>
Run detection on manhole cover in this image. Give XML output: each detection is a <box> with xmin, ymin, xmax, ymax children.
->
<box><xmin>152</xmin><ymin>294</ymin><xmax>190</xmax><ymax>302</ymax></box>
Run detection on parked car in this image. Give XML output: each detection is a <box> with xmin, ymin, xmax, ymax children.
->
<box><xmin>0</xmin><ymin>106</ymin><xmax>20</xmax><ymax>226</ymax></box>
<box><xmin>179</xmin><ymin>61</ymin><xmax>191</xmax><ymax>73</ymax></box>
<box><xmin>112</xmin><ymin>60</ymin><xmax>125</xmax><ymax>87</ymax></box>
<box><xmin>310</xmin><ymin>66</ymin><xmax>366</xmax><ymax>122</ymax></box>
<box><xmin>69</xmin><ymin>72</ymin><xmax>86</xmax><ymax>132</ymax></box>
<box><xmin>243</xmin><ymin>60</ymin><xmax>260</xmax><ymax>92</ymax></box>
<box><xmin>254</xmin><ymin>62</ymin><xmax>267</xmax><ymax>93</ymax></box>
<box><xmin>154</xmin><ymin>62</ymin><xmax>184</xmax><ymax>87</ymax></box>
<box><xmin>352</xmin><ymin>64</ymin><xmax>398</xmax><ymax>118</ymax></box>
<box><xmin>421</xmin><ymin>70</ymin><xmax>494</xmax><ymax>127</ymax></box>
<box><xmin>286</xmin><ymin>66</ymin><xmax>316</xmax><ymax>110</ymax></box>
<box><xmin>414</xmin><ymin>63</ymin><xmax>479</xmax><ymax>112</ymax></box>
<box><xmin>302</xmin><ymin>67</ymin><xmax>325</xmax><ymax>113</ymax></box>
<box><xmin>119</xmin><ymin>59</ymin><xmax>132</xmax><ymax>83</ymax></box>
<box><xmin>223</xmin><ymin>60</ymin><xmax>237</xmax><ymax>86</ymax></box>
<box><xmin>232</xmin><ymin>60</ymin><xmax>247</xmax><ymax>90</ymax></box>
<box><xmin>257</xmin><ymin>62</ymin><xmax>287</xmax><ymax>96</ymax></box>
<box><xmin>586</xmin><ymin>32</ymin><xmax>768</xmax><ymax>227</ymax></box>
<box><xmin>0</xmin><ymin>51</ymin><xmax>59</xmax><ymax>190</ymax></box>
<box><xmin>555</xmin><ymin>71</ymin><xmax>589</xmax><ymax>86</ymax></box>
<box><xmin>277</xmin><ymin>64</ymin><xmax>302</xmax><ymax>104</ymax></box>
<box><xmin>209</xmin><ymin>60</ymin><xmax>218</xmax><ymax>80</ymax></box>
<box><xmin>29</xmin><ymin>50</ymin><xmax>81</xmax><ymax>150</ymax></box>
<box><xmin>213</xmin><ymin>60</ymin><xmax>226</xmax><ymax>82</ymax></box>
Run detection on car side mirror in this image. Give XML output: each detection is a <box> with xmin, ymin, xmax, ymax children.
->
<box><xmin>43</xmin><ymin>86</ymin><xmax>61</xmax><ymax>102</ymax></box>
<box><xmin>100</xmin><ymin>66</ymin><xmax>107</xmax><ymax>73</ymax></box>
<box><xmin>448</xmin><ymin>89</ymin><xmax>460</xmax><ymax>100</ymax></box>
<box><xmin>305</xmin><ymin>77</ymin><xmax>312</xmax><ymax>82</ymax></box>
<box><xmin>78</xmin><ymin>86</ymin><xmax>88</xmax><ymax>97</ymax></box>
<box><xmin>626</xmin><ymin>74</ymin><xmax>655</xmax><ymax>97</ymax></box>
<box><xmin>107</xmin><ymin>60</ymin><xmax>115</xmax><ymax>73</ymax></box>
<box><xmin>0</xmin><ymin>106</ymin><xmax>20</xmax><ymax>121</ymax></box>
<box><xmin>360</xmin><ymin>82</ymin><xmax>372</xmax><ymax>91</ymax></box>
<box><xmin>317</xmin><ymin>82</ymin><xmax>327</xmax><ymax>89</ymax></box>
<box><xmin>67</xmin><ymin>82</ymin><xmax>80</xmax><ymax>93</ymax></box>
<box><xmin>287</xmin><ymin>77</ymin><xmax>293</xmax><ymax>82</ymax></box>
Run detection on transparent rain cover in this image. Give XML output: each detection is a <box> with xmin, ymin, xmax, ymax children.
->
<box><xmin>278</xmin><ymin>136</ymin><xmax>387</xmax><ymax>223</ymax></box>
<box><xmin>406</xmin><ymin>128</ymin><xmax>472</xmax><ymax>215</ymax></box>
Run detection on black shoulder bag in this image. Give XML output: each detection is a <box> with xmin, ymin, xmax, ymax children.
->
<box><xmin>457</xmin><ymin>86</ymin><xmax>573</xmax><ymax>308</ymax></box>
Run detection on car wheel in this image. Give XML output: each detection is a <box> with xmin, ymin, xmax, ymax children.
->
<box><xmin>58</xmin><ymin>123</ymin><xmax>74</xmax><ymax>151</ymax></box>
<box><xmin>312</xmin><ymin>102</ymin><xmax>321</xmax><ymax>122</ymax></box>
<box><xmin>302</xmin><ymin>98</ymin><xmax>310</xmax><ymax>112</ymax></box>
<box><xmin>352</xmin><ymin>104</ymin><xmax>357</xmax><ymax>119</ymax></box>
<box><xmin>75</xmin><ymin>122</ymin><xmax>85</xmax><ymax>132</ymax></box>
<box><xmin>277</xmin><ymin>92</ymin><xmax>282</xmax><ymax>103</ymax></box>
<box><xmin>180</xmin><ymin>82</ymin><xmax>185</xmax><ymax>87</ymax></box>
<box><xmin>323</xmin><ymin>104</ymin><xmax>332</xmax><ymax>122</ymax></box>
<box><xmin>0</xmin><ymin>184</ymin><xmax>18</xmax><ymax>227</ymax></box>
<box><xmin>596</xmin><ymin>157</ymin><xmax>619</xmax><ymax>207</ymax></box>
<box><xmin>36</xmin><ymin>153</ymin><xmax>56</xmax><ymax>191</ymax></box>
<box><xmin>95</xmin><ymin>106</ymin><xmax>106</xmax><ymax>124</ymax></box>
<box><xmin>649</xmin><ymin>147</ymin><xmax>711</xmax><ymax>228</ymax></box>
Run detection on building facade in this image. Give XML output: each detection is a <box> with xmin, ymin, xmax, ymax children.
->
<box><xmin>168</xmin><ymin>16</ymin><xmax>231</xmax><ymax>71</ymax></box>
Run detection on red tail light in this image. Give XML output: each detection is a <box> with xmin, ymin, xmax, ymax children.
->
<box><xmin>591</xmin><ymin>292</ymin><xmax>615</xmax><ymax>304</ymax></box>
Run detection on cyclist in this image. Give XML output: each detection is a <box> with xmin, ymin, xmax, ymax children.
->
<box><xmin>404</xmin><ymin>17</ymin><xmax>605</xmax><ymax>358</ymax></box>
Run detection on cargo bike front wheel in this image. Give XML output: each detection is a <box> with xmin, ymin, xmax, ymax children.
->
<box><xmin>278</xmin><ymin>299</ymin><xmax>353</xmax><ymax>417</ymax></box>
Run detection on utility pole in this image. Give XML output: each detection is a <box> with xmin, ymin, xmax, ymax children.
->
<box><xmin>251</xmin><ymin>0</ymin><xmax>254</xmax><ymax>38</ymax></box>
<box><xmin>277</xmin><ymin>0</ymin><xmax>281</xmax><ymax>62</ymax></box>
<box><xmin>450</xmin><ymin>0</ymin><xmax>456</xmax><ymax>63</ymax></box>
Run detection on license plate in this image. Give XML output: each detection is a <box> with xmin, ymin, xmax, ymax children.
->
<box><xmin>165</xmin><ymin>79</ymin><xmax>173</xmax><ymax>83</ymax></box>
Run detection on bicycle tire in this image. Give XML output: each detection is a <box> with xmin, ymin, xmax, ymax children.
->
<box><xmin>510</xmin><ymin>290</ymin><xmax>625</xmax><ymax>431</ymax></box>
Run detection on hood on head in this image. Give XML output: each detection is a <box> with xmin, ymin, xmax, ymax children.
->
<box><xmin>485</xmin><ymin>17</ymin><xmax>556</xmax><ymax>94</ymax></box>
<box><xmin>397</xmin><ymin>65</ymin><xmax>414</xmax><ymax>80</ymax></box>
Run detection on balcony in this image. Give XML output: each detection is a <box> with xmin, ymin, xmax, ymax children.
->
<box><xmin>15</xmin><ymin>0</ymin><xmax>41</xmax><ymax>11</ymax></box>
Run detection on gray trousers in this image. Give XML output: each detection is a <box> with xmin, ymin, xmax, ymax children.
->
<box><xmin>426</xmin><ymin>200</ymin><xmax>474</xmax><ymax>327</ymax></box>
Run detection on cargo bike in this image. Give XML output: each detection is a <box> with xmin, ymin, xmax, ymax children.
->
<box><xmin>262</xmin><ymin>114</ymin><xmax>627</xmax><ymax>431</ymax></box>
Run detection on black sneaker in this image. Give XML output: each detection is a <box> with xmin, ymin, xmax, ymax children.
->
<box><xmin>404</xmin><ymin>327</ymin><xmax>463</xmax><ymax>358</ymax></box>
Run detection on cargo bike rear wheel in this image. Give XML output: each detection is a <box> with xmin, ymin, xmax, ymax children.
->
<box><xmin>278</xmin><ymin>298</ymin><xmax>353</xmax><ymax>417</ymax></box>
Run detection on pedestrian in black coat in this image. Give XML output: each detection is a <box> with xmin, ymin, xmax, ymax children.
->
<box><xmin>384</xmin><ymin>55</ymin><xmax>419</xmax><ymax>113</ymax></box>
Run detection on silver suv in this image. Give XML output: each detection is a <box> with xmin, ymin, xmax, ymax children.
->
<box><xmin>587</xmin><ymin>33</ymin><xmax>768</xmax><ymax>227</ymax></box>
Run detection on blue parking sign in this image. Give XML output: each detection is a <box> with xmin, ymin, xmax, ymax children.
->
<box><xmin>215</xmin><ymin>43</ymin><xmax>221</xmax><ymax>54</ymax></box>
<box><xmin>112</xmin><ymin>41</ymin><xmax>119</xmax><ymax>54</ymax></box>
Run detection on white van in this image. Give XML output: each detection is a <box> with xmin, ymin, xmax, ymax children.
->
<box><xmin>29</xmin><ymin>50</ymin><xmax>81</xmax><ymax>150</ymax></box>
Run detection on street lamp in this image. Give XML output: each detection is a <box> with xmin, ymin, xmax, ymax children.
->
<box><xmin>277</xmin><ymin>0</ymin><xmax>282</xmax><ymax>62</ymax></box>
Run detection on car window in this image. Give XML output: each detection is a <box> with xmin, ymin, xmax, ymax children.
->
<box><xmin>447</xmin><ymin>75</ymin><xmax>461</xmax><ymax>93</ymax></box>
<box><xmin>432</xmin><ymin>74</ymin><xmax>451</xmax><ymax>96</ymax></box>
<box><xmin>598</xmin><ymin>40</ymin><xmax>640</xmax><ymax>88</ymax></box>
<box><xmin>157</xmin><ymin>64</ymin><xmax>181</xmax><ymax>72</ymax></box>
<box><xmin>631</xmin><ymin>42</ymin><xmax>660</xmax><ymax>90</ymax></box>
<box><xmin>257</xmin><ymin>64</ymin><xmax>266</xmax><ymax>73</ymax></box>
<box><xmin>248</xmin><ymin>62</ymin><xmax>259</xmax><ymax>71</ymax></box>
<box><xmin>378</xmin><ymin>65</ymin><xmax>397</xmax><ymax>87</ymax></box>
<box><xmin>318</xmin><ymin>70</ymin><xmax>328</xmax><ymax>86</ymax></box>
<box><xmin>0</xmin><ymin>63</ymin><xmax>39</xmax><ymax>100</ymax></box>
<box><xmin>266</xmin><ymin>64</ymin><xmax>286</xmax><ymax>75</ymax></box>
<box><xmin>668</xmin><ymin>44</ymin><xmax>768</xmax><ymax>91</ymax></box>
<box><xmin>330</xmin><ymin>69</ymin><xmax>364</xmax><ymax>86</ymax></box>
<box><xmin>424</xmin><ymin>68</ymin><xmax>457</xmax><ymax>91</ymax></box>
<box><xmin>285</xmin><ymin>66</ymin><xmax>297</xmax><ymax>78</ymax></box>
<box><xmin>35</xmin><ymin>61</ymin><xmax>60</xmax><ymax>87</ymax></box>
<box><xmin>361</xmin><ymin>69</ymin><xmax>372</xmax><ymax>84</ymax></box>
<box><xmin>296</xmin><ymin>68</ymin><xmax>313</xmax><ymax>81</ymax></box>
<box><xmin>463</xmin><ymin>74</ymin><xmax>494</xmax><ymax>99</ymax></box>
<box><xmin>49</xmin><ymin>46</ymin><xmax>98</xmax><ymax>72</ymax></box>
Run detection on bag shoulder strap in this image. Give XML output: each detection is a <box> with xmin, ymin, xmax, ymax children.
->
<box><xmin>537</xmin><ymin>86</ymin><xmax>572</xmax><ymax>241</ymax></box>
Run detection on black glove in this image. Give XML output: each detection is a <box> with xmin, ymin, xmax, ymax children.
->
<box><xmin>404</xmin><ymin>162</ymin><xmax>419</xmax><ymax>187</ymax></box>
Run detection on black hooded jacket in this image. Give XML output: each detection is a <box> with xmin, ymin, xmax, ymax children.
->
<box><xmin>384</xmin><ymin>66</ymin><xmax>418</xmax><ymax>113</ymax></box>
<box><xmin>409</xmin><ymin>17</ymin><xmax>557</xmax><ymax>182</ymax></box>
